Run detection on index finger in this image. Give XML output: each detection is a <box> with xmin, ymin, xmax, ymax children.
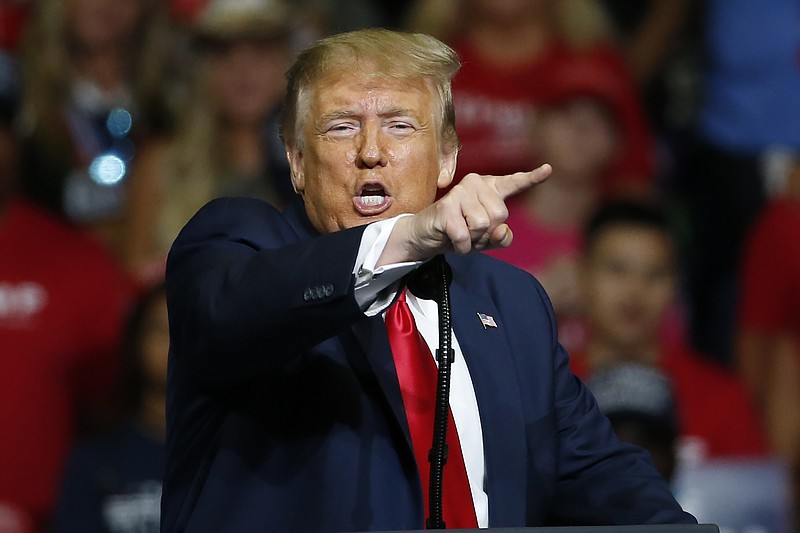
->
<box><xmin>492</xmin><ymin>163</ymin><xmax>552</xmax><ymax>200</ymax></box>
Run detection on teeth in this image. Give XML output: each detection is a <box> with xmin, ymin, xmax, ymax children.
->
<box><xmin>361</xmin><ymin>195</ymin><xmax>384</xmax><ymax>206</ymax></box>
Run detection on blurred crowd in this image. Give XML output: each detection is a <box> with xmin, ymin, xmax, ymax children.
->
<box><xmin>0</xmin><ymin>0</ymin><xmax>798</xmax><ymax>532</ymax></box>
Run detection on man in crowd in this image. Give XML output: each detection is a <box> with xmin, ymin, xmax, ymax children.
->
<box><xmin>162</xmin><ymin>28</ymin><xmax>695</xmax><ymax>532</ymax></box>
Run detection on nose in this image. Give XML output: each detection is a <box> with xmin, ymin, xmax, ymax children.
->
<box><xmin>356</xmin><ymin>122</ymin><xmax>387</xmax><ymax>169</ymax></box>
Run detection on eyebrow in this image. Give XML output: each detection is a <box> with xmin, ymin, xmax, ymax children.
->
<box><xmin>318</xmin><ymin>109</ymin><xmax>358</xmax><ymax>124</ymax></box>
<box><xmin>318</xmin><ymin>106</ymin><xmax>418</xmax><ymax>124</ymax></box>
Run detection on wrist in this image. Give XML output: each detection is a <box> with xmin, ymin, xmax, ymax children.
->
<box><xmin>377</xmin><ymin>214</ymin><xmax>427</xmax><ymax>267</ymax></box>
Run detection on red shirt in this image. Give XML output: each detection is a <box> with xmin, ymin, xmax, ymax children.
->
<box><xmin>485</xmin><ymin>196</ymin><xmax>583</xmax><ymax>276</ymax></box>
<box><xmin>570</xmin><ymin>344</ymin><xmax>769</xmax><ymax>459</ymax></box>
<box><xmin>0</xmin><ymin>199</ymin><xmax>133</xmax><ymax>523</ymax></box>
<box><xmin>740</xmin><ymin>198</ymin><xmax>800</xmax><ymax>336</ymax></box>
<box><xmin>451</xmin><ymin>38</ymin><xmax>654</xmax><ymax>193</ymax></box>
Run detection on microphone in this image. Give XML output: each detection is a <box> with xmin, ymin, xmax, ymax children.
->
<box><xmin>406</xmin><ymin>255</ymin><xmax>452</xmax><ymax>303</ymax></box>
<box><xmin>404</xmin><ymin>255</ymin><xmax>455</xmax><ymax>530</ymax></box>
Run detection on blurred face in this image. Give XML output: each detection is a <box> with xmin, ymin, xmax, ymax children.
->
<box><xmin>582</xmin><ymin>225</ymin><xmax>675</xmax><ymax>352</ymax></box>
<box><xmin>64</xmin><ymin>0</ymin><xmax>144</xmax><ymax>50</ymax></box>
<box><xmin>534</xmin><ymin>98</ymin><xmax>619</xmax><ymax>182</ymax></box>
<box><xmin>287</xmin><ymin>69</ymin><xmax>457</xmax><ymax>234</ymax></box>
<box><xmin>208</xmin><ymin>38</ymin><xmax>292</xmax><ymax>126</ymax></box>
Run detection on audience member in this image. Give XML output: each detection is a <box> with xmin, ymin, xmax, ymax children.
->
<box><xmin>738</xmin><ymin>159</ymin><xmax>800</xmax><ymax>526</ymax></box>
<box><xmin>684</xmin><ymin>0</ymin><xmax>800</xmax><ymax>366</ymax></box>
<box><xmin>597</xmin><ymin>0</ymin><xmax>702</xmax><ymax>195</ymax></box>
<box><xmin>587</xmin><ymin>362</ymin><xmax>680</xmax><ymax>482</ymax></box>
<box><xmin>421</xmin><ymin>0</ymin><xmax>654</xmax><ymax>194</ymax></box>
<box><xmin>572</xmin><ymin>200</ymin><xmax>768</xmax><ymax>461</ymax></box>
<box><xmin>50</xmin><ymin>282</ymin><xmax>168</xmax><ymax>533</ymax></box>
<box><xmin>123</xmin><ymin>0</ymin><xmax>298</xmax><ymax>283</ymax></box>
<box><xmin>17</xmin><ymin>0</ymin><xmax>174</xmax><ymax>256</ymax></box>
<box><xmin>485</xmin><ymin>56</ymin><xmax>625</xmax><ymax>352</ymax></box>
<box><xmin>0</xmin><ymin>90</ymin><xmax>133</xmax><ymax>530</ymax></box>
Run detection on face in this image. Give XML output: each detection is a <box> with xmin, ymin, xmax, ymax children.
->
<box><xmin>287</xmin><ymin>70</ymin><xmax>457</xmax><ymax>234</ymax></box>
<box><xmin>64</xmin><ymin>0</ymin><xmax>144</xmax><ymax>50</ymax></box>
<box><xmin>208</xmin><ymin>38</ymin><xmax>291</xmax><ymax>126</ymax></box>
<box><xmin>582</xmin><ymin>225</ymin><xmax>675</xmax><ymax>352</ymax></box>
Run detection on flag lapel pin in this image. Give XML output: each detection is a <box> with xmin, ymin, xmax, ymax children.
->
<box><xmin>477</xmin><ymin>312</ymin><xmax>498</xmax><ymax>329</ymax></box>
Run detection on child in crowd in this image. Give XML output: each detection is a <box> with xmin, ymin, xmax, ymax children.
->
<box><xmin>486</xmin><ymin>53</ymin><xmax>633</xmax><ymax>353</ymax></box>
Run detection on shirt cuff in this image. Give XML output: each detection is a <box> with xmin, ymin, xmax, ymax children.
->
<box><xmin>353</xmin><ymin>214</ymin><xmax>421</xmax><ymax>316</ymax></box>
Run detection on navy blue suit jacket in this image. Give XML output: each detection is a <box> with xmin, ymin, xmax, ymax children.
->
<box><xmin>162</xmin><ymin>197</ymin><xmax>695</xmax><ymax>532</ymax></box>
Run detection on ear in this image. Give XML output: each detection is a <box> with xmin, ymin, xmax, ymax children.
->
<box><xmin>286</xmin><ymin>145</ymin><xmax>305</xmax><ymax>194</ymax></box>
<box><xmin>436</xmin><ymin>146</ymin><xmax>458</xmax><ymax>190</ymax></box>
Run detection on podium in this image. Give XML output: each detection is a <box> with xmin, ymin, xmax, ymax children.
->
<box><xmin>356</xmin><ymin>525</ymin><xmax>719</xmax><ymax>533</ymax></box>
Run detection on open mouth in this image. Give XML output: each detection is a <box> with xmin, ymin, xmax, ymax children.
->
<box><xmin>353</xmin><ymin>183</ymin><xmax>392</xmax><ymax>215</ymax></box>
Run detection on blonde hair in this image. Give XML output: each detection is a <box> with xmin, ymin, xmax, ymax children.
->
<box><xmin>280</xmin><ymin>28</ymin><xmax>461</xmax><ymax>153</ymax></box>
<box><xmin>154</xmin><ymin>48</ymin><xmax>289</xmax><ymax>251</ymax></box>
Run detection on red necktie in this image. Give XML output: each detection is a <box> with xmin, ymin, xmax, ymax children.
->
<box><xmin>385</xmin><ymin>290</ymin><xmax>478</xmax><ymax>529</ymax></box>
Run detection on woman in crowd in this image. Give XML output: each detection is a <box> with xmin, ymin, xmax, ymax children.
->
<box><xmin>18</xmin><ymin>0</ymin><xmax>173</xmax><ymax>255</ymax></box>
<box><xmin>122</xmin><ymin>0</ymin><xmax>299</xmax><ymax>283</ymax></box>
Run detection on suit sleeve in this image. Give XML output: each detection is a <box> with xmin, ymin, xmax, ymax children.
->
<box><xmin>165</xmin><ymin>197</ymin><xmax>369</xmax><ymax>389</ymax></box>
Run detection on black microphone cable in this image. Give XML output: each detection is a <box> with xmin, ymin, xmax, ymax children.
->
<box><xmin>407</xmin><ymin>255</ymin><xmax>454</xmax><ymax>530</ymax></box>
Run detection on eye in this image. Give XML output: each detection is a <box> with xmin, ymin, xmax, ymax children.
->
<box><xmin>386</xmin><ymin>120</ymin><xmax>416</xmax><ymax>135</ymax></box>
<box><xmin>325</xmin><ymin>121</ymin><xmax>358</xmax><ymax>137</ymax></box>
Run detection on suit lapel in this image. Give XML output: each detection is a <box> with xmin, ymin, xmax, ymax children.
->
<box><xmin>351</xmin><ymin>261</ymin><xmax>531</xmax><ymax>526</ymax></box>
<box><xmin>350</xmin><ymin>316</ymin><xmax>414</xmax><ymax>453</ymax></box>
<box><xmin>450</xmin><ymin>281</ymin><xmax>527</xmax><ymax>526</ymax></box>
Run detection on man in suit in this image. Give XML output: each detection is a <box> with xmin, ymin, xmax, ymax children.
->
<box><xmin>162</xmin><ymin>28</ymin><xmax>695</xmax><ymax>532</ymax></box>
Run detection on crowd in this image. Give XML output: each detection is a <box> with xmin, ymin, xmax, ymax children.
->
<box><xmin>0</xmin><ymin>0</ymin><xmax>797</xmax><ymax>531</ymax></box>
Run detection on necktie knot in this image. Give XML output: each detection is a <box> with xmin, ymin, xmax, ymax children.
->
<box><xmin>386</xmin><ymin>289</ymin><xmax>415</xmax><ymax>336</ymax></box>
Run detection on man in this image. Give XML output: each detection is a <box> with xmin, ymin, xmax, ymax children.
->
<box><xmin>162</xmin><ymin>29</ymin><xmax>695</xmax><ymax>532</ymax></box>
<box><xmin>572</xmin><ymin>200</ymin><xmax>767</xmax><ymax>460</ymax></box>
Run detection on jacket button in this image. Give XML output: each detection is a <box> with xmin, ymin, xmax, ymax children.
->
<box><xmin>324</xmin><ymin>283</ymin><xmax>334</xmax><ymax>297</ymax></box>
<box><xmin>303</xmin><ymin>288</ymin><xmax>313</xmax><ymax>301</ymax></box>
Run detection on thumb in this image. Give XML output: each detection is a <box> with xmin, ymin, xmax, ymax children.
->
<box><xmin>488</xmin><ymin>223</ymin><xmax>513</xmax><ymax>249</ymax></box>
